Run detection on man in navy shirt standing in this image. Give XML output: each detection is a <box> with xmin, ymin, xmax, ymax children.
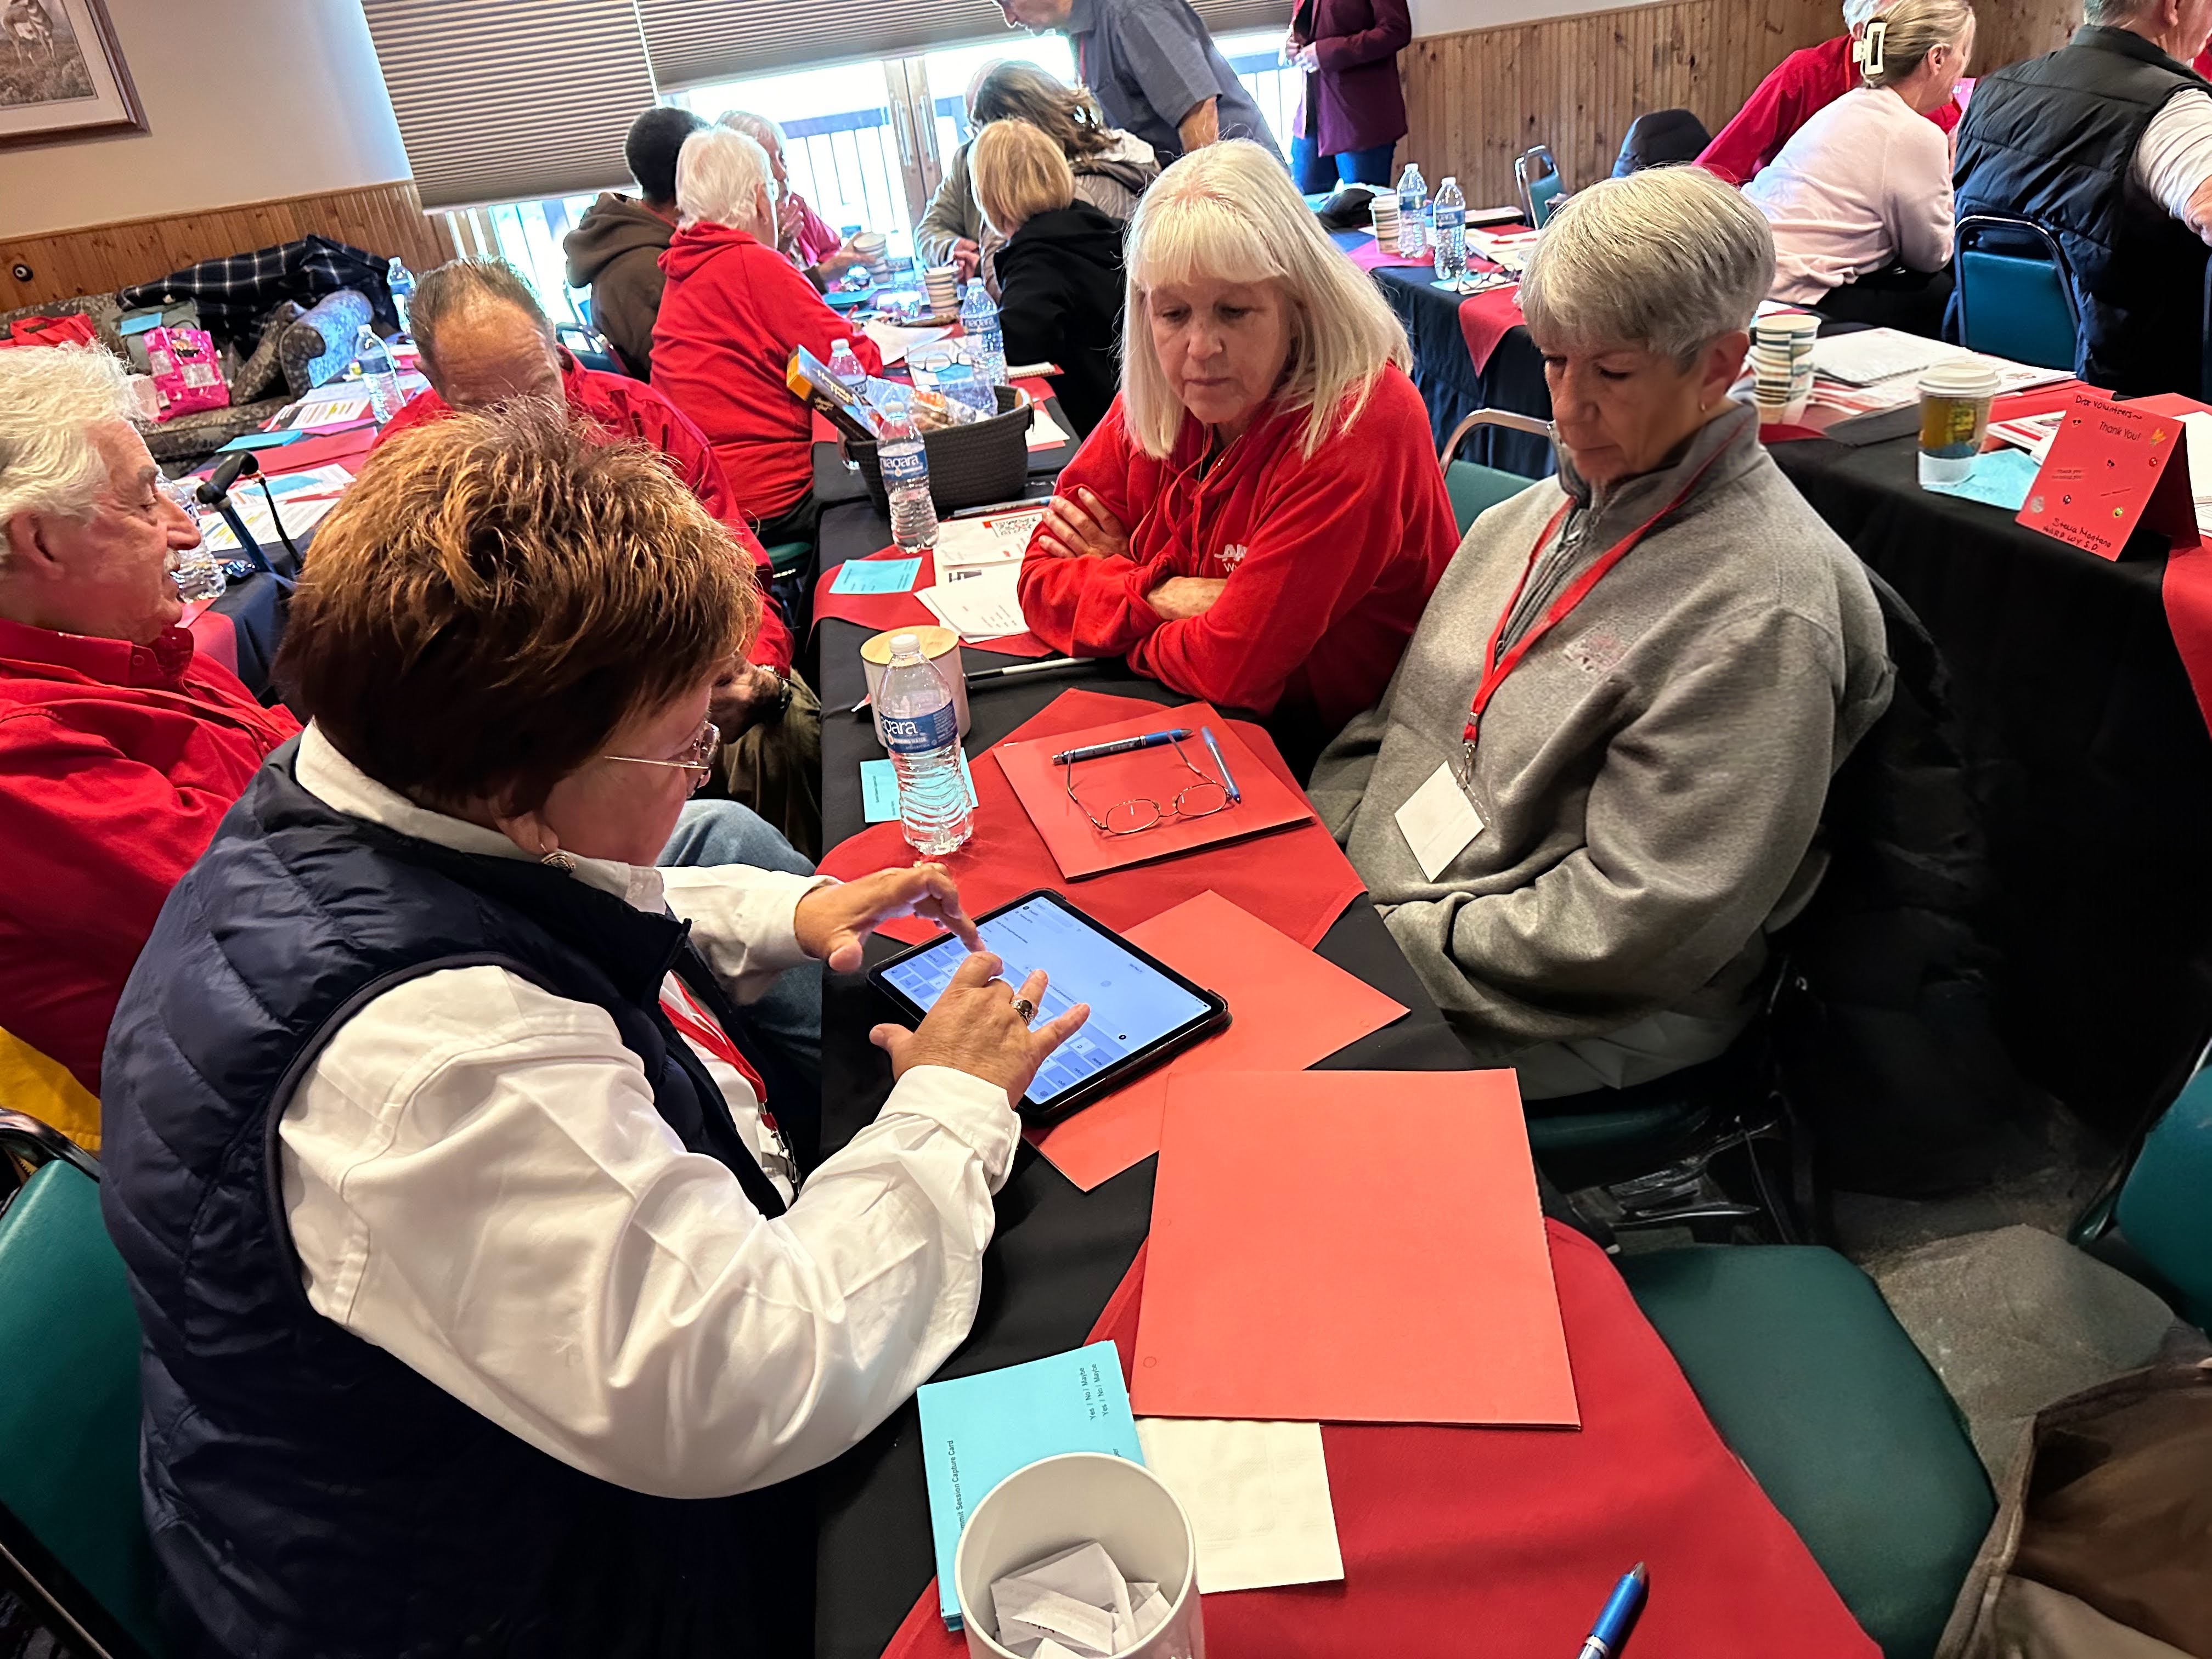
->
<box><xmin>1000</xmin><ymin>0</ymin><xmax>1284</xmax><ymax>163</ymax></box>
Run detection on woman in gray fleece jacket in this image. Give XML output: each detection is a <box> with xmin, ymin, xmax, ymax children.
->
<box><xmin>1311</xmin><ymin>166</ymin><xmax>1894</xmax><ymax>1100</ymax></box>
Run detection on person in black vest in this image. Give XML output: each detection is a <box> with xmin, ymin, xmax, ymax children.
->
<box><xmin>97</xmin><ymin>404</ymin><xmax>1091</xmax><ymax>1658</ymax></box>
<box><xmin>972</xmin><ymin>116</ymin><xmax>1128</xmax><ymax>436</ymax></box>
<box><xmin>1951</xmin><ymin>0</ymin><xmax>2212</xmax><ymax>394</ymax></box>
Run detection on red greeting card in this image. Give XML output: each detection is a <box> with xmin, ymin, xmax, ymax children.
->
<box><xmin>2017</xmin><ymin>391</ymin><xmax>2200</xmax><ymax>560</ymax></box>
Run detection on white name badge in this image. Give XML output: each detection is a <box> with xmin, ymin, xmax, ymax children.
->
<box><xmin>1395</xmin><ymin>761</ymin><xmax>1485</xmax><ymax>881</ymax></box>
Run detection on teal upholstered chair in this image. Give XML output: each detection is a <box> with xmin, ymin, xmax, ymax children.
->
<box><xmin>1953</xmin><ymin>216</ymin><xmax>2079</xmax><ymax>373</ymax></box>
<box><xmin>2076</xmin><ymin>1063</ymin><xmax>2212</xmax><ymax>1329</ymax></box>
<box><xmin>0</xmin><ymin>1110</ymin><xmax>165</xmax><ymax>1658</ymax></box>
<box><xmin>1515</xmin><ymin>146</ymin><xmax>1566</xmax><ymax>228</ymax></box>
<box><xmin>1437</xmin><ymin>407</ymin><xmax>1549</xmax><ymax>535</ymax></box>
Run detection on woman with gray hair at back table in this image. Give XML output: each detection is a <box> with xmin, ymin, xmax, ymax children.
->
<box><xmin>650</xmin><ymin>125</ymin><xmax>884</xmax><ymax>546</ymax></box>
<box><xmin>714</xmin><ymin>109</ymin><xmax>867</xmax><ymax>291</ymax></box>
<box><xmin>1309</xmin><ymin>166</ymin><xmax>1894</xmax><ymax>1104</ymax></box>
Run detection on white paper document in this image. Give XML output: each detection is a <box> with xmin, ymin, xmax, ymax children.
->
<box><xmin>863</xmin><ymin>319</ymin><xmax>953</xmax><ymax>367</ymax></box>
<box><xmin>935</xmin><ymin>509</ymin><xmax>1045</xmax><ymax>574</ymax></box>
<box><xmin>196</xmin><ymin>492</ymin><xmax>341</xmax><ymax>552</ymax></box>
<box><xmin>989</xmin><ymin>1541</ymin><xmax>1172</xmax><ymax>1658</ymax></box>
<box><xmin>1028</xmin><ymin>406</ymin><xmax>1074</xmax><ymax>450</ymax></box>
<box><xmin>917</xmin><ymin>563</ymin><xmax>1028</xmax><ymax>640</ymax></box>
<box><xmin>1809</xmin><ymin>328</ymin><xmax>1955</xmax><ymax>387</ymax></box>
<box><xmin>1133</xmin><ymin>1418</ymin><xmax>1345</xmax><ymax>1595</ymax></box>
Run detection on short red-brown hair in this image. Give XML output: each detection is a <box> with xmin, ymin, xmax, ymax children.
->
<box><xmin>278</xmin><ymin>401</ymin><xmax>754</xmax><ymax>812</ymax></box>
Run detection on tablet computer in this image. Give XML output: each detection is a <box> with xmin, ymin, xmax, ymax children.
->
<box><xmin>868</xmin><ymin>889</ymin><xmax>1229</xmax><ymax>1125</ymax></box>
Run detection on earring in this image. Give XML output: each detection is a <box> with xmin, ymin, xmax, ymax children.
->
<box><xmin>539</xmin><ymin>848</ymin><xmax>577</xmax><ymax>873</ymax></box>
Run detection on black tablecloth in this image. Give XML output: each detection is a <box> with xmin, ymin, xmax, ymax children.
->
<box><xmin>208</xmin><ymin>572</ymin><xmax>286</xmax><ymax>701</ymax></box>
<box><xmin>806</xmin><ymin>473</ymin><xmax>1475</xmax><ymax>1658</ymax></box>
<box><xmin>1372</xmin><ymin>264</ymin><xmax>1553</xmax><ymax>478</ymax></box>
<box><xmin>1770</xmin><ymin>435</ymin><xmax>2212</xmax><ymax>1136</ymax></box>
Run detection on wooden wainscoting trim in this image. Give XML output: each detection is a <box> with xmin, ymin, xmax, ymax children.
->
<box><xmin>0</xmin><ymin>179</ymin><xmax>453</xmax><ymax>311</ymax></box>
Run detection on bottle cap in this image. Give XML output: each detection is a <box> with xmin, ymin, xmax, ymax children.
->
<box><xmin>890</xmin><ymin>632</ymin><xmax>920</xmax><ymax>655</ymax></box>
<box><xmin>832</xmin><ymin>337</ymin><xmax>849</xmax><ymax>351</ymax></box>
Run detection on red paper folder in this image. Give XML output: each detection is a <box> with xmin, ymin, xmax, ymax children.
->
<box><xmin>992</xmin><ymin>702</ymin><xmax>1314</xmax><ymax>879</ymax></box>
<box><xmin>2018</xmin><ymin>390</ymin><xmax>2201</xmax><ymax>558</ymax></box>
<box><xmin>1030</xmin><ymin>891</ymin><xmax>1409</xmax><ymax>1190</ymax></box>
<box><xmin>1132</xmin><ymin>1070</ymin><xmax>1579</xmax><ymax>1427</ymax></box>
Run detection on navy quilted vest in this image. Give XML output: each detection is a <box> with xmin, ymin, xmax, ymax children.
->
<box><xmin>98</xmin><ymin>751</ymin><xmax>814</xmax><ymax>1658</ymax></box>
<box><xmin>1952</xmin><ymin>26</ymin><xmax>2209</xmax><ymax>396</ymax></box>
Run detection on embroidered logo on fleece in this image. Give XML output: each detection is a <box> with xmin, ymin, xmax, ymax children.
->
<box><xmin>1218</xmin><ymin>543</ymin><xmax>1250</xmax><ymax>572</ymax></box>
<box><xmin>1562</xmin><ymin>627</ymin><xmax>1628</xmax><ymax>675</ymax></box>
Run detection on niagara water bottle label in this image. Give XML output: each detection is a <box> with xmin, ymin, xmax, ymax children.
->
<box><xmin>882</xmin><ymin>442</ymin><xmax>929</xmax><ymax>487</ymax></box>
<box><xmin>882</xmin><ymin>703</ymin><xmax>959</xmax><ymax>754</ymax></box>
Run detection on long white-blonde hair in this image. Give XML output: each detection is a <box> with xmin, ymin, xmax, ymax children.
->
<box><xmin>1121</xmin><ymin>140</ymin><xmax>1409</xmax><ymax>460</ymax></box>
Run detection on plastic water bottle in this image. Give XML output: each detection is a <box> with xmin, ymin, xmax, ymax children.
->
<box><xmin>879</xmin><ymin>633</ymin><xmax>973</xmax><ymax>855</ymax></box>
<box><xmin>354</xmin><ymin>325</ymin><xmax>401</xmax><ymax>422</ymax></box>
<box><xmin>877</xmin><ymin>396</ymin><xmax>939</xmax><ymax>551</ymax></box>
<box><xmin>1432</xmin><ymin>176</ymin><xmax>1468</xmax><ymax>283</ymax></box>
<box><xmin>935</xmin><ymin>363</ymin><xmax>995</xmax><ymax>420</ymax></box>
<box><xmin>1396</xmin><ymin>163</ymin><xmax>1427</xmax><ymax>259</ymax></box>
<box><xmin>827</xmin><ymin>337</ymin><xmax>866</xmax><ymax>390</ymax></box>
<box><xmin>386</xmin><ymin>257</ymin><xmax>416</xmax><ymax>335</ymax></box>
<box><xmin>960</xmin><ymin>278</ymin><xmax>1008</xmax><ymax>389</ymax></box>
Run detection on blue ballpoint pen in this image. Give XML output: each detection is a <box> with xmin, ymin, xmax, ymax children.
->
<box><xmin>1200</xmin><ymin>725</ymin><xmax>1242</xmax><ymax>803</ymax></box>
<box><xmin>1051</xmin><ymin>727</ymin><xmax>1192</xmax><ymax>765</ymax></box>
<box><xmin>1577</xmin><ymin>1564</ymin><xmax>1646</xmax><ymax>1659</ymax></box>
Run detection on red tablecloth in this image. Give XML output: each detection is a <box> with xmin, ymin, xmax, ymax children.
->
<box><xmin>812</xmin><ymin>547</ymin><xmax>1052</xmax><ymax>657</ymax></box>
<box><xmin>1458</xmin><ymin>285</ymin><xmax>1527</xmax><ymax>375</ymax></box>
<box><xmin>878</xmin><ymin>1222</ymin><xmax>1876</xmax><ymax>1659</ymax></box>
<box><xmin>1345</xmin><ymin>235</ymin><xmax>1432</xmax><ymax>273</ymax></box>
<box><xmin>820</xmin><ymin>689</ymin><xmax>1367</xmax><ymax>949</ymax></box>
<box><xmin>2132</xmin><ymin>393</ymin><xmax>2212</xmax><ymax>751</ymax></box>
<box><xmin>180</xmin><ymin>601</ymin><xmax>239</xmax><ymax>679</ymax></box>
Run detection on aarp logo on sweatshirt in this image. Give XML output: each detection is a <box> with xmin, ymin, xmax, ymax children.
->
<box><xmin>1217</xmin><ymin>543</ymin><xmax>1250</xmax><ymax>572</ymax></box>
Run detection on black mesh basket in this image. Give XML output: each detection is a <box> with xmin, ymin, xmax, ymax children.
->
<box><xmin>849</xmin><ymin>385</ymin><xmax>1031</xmax><ymax>517</ymax></box>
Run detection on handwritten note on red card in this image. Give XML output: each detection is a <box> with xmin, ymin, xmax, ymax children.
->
<box><xmin>1133</xmin><ymin>1071</ymin><xmax>1579</xmax><ymax>1428</ymax></box>
<box><xmin>1030</xmin><ymin>891</ymin><xmax>1409</xmax><ymax>1190</ymax></box>
<box><xmin>2018</xmin><ymin>391</ymin><xmax>2200</xmax><ymax>559</ymax></box>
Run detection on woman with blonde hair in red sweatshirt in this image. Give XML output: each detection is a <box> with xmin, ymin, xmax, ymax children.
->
<box><xmin>651</xmin><ymin>126</ymin><xmax>883</xmax><ymax>548</ymax></box>
<box><xmin>1017</xmin><ymin>138</ymin><xmax>1457</xmax><ymax>773</ymax></box>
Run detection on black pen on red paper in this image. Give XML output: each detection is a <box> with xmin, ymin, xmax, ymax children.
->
<box><xmin>1051</xmin><ymin>728</ymin><xmax>1190</xmax><ymax>766</ymax></box>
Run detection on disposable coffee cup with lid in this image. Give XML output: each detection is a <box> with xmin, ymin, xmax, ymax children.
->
<box><xmin>1917</xmin><ymin>359</ymin><xmax>2003</xmax><ymax>487</ymax></box>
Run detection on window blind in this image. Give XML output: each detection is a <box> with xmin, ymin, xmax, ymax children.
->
<box><xmin>639</xmin><ymin>0</ymin><xmax>1288</xmax><ymax>91</ymax></box>
<box><xmin>361</xmin><ymin>0</ymin><xmax>659</xmax><ymax>211</ymax></box>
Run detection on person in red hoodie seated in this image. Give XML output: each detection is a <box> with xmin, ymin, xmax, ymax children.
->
<box><xmin>376</xmin><ymin>258</ymin><xmax>822</xmax><ymax>855</ymax></box>
<box><xmin>1697</xmin><ymin>0</ymin><xmax>1963</xmax><ymax>187</ymax></box>
<box><xmin>651</xmin><ymin>125</ymin><xmax>885</xmax><ymax>550</ymax></box>
<box><xmin>0</xmin><ymin>346</ymin><xmax>300</xmax><ymax>1142</ymax></box>
<box><xmin>1017</xmin><ymin>138</ymin><xmax>1457</xmax><ymax>773</ymax></box>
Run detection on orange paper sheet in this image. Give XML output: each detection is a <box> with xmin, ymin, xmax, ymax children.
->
<box><xmin>1132</xmin><ymin>1071</ymin><xmax>1579</xmax><ymax>1428</ymax></box>
<box><xmin>1030</xmin><ymin>891</ymin><xmax>1408</xmax><ymax>1190</ymax></box>
<box><xmin>992</xmin><ymin>703</ymin><xmax>1313</xmax><ymax>879</ymax></box>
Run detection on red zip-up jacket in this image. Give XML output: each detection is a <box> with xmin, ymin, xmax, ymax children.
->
<box><xmin>376</xmin><ymin>348</ymin><xmax>794</xmax><ymax>674</ymax></box>
<box><xmin>1699</xmin><ymin>33</ymin><xmax>1961</xmax><ymax>187</ymax></box>
<box><xmin>1018</xmin><ymin>367</ymin><xmax>1456</xmax><ymax>744</ymax></box>
<box><xmin>651</xmin><ymin>222</ymin><xmax>883</xmax><ymax>523</ymax></box>
<box><xmin>0</xmin><ymin>618</ymin><xmax>299</xmax><ymax>1097</ymax></box>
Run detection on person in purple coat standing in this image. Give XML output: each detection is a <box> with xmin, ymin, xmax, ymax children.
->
<box><xmin>1285</xmin><ymin>0</ymin><xmax>1411</xmax><ymax>190</ymax></box>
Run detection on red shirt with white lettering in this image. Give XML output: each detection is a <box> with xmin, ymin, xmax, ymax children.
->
<box><xmin>0</xmin><ymin>618</ymin><xmax>300</xmax><ymax>1095</ymax></box>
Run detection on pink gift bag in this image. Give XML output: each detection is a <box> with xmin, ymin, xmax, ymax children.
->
<box><xmin>144</xmin><ymin>325</ymin><xmax>230</xmax><ymax>421</ymax></box>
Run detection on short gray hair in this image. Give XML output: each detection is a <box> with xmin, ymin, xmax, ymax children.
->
<box><xmin>714</xmin><ymin>109</ymin><xmax>783</xmax><ymax>157</ymax></box>
<box><xmin>1520</xmin><ymin>165</ymin><xmax>1775</xmax><ymax>367</ymax></box>
<box><xmin>410</xmin><ymin>258</ymin><xmax>553</xmax><ymax>373</ymax></box>
<box><xmin>0</xmin><ymin>345</ymin><xmax>140</xmax><ymax>537</ymax></box>
<box><xmin>2082</xmin><ymin>0</ymin><xmax>2146</xmax><ymax>25</ymax></box>
<box><xmin>676</xmin><ymin>126</ymin><xmax>776</xmax><ymax>236</ymax></box>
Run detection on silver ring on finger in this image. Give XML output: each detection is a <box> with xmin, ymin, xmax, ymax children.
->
<box><xmin>1011</xmin><ymin>996</ymin><xmax>1037</xmax><ymax>1022</ymax></box>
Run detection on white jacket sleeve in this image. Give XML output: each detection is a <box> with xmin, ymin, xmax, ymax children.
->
<box><xmin>278</xmin><ymin>964</ymin><xmax>1018</xmax><ymax>1500</ymax></box>
<box><xmin>1889</xmin><ymin>115</ymin><xmax>1956</xmax><ymax>274</ymax></box>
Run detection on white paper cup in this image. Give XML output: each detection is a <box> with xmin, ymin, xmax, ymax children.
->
<box><xmin>925</xmin><ymin>264</ymin><xmax>961</xmax><ymax>313</ymax></box>
<box><xmin>861</xmin><ymin>625</ymin><xmax>969</xmax><ymax>746</ymax></box>
<box><xmin>1917</xmin><ymin>358</ymin><xmax>2002</xmax><ymax>487</ymax></box>
<box><xmin>955</xmin><ymin>1453</ymin><xmax>1204</xmax><ymax>1659</ymax></box>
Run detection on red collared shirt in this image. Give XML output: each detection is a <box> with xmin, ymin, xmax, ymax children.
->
<box><xmin>377</xmin><ymin>348</ymin><xmax>793</xmax><ymax>673</ymax></box>
<box><xmin>0</xmin><ymin>616</ymin><xmax>300</xmax><ymax>1096</ymax></box>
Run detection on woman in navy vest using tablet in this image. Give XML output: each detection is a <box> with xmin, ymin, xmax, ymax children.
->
<box><xmin>1017</xmin><ymin>139</ymin><xmax>1458</xmax><ymax>776</ymax></box>
<box><xmin>98</xmin><ymin>405</ymin><xmax>1090</xmax><ymax>1658</ymax></box>
<box><xmin>1309</xmin><ymin>167</ymin><xmax>1893</xmax><ymax>1105</ymax></box>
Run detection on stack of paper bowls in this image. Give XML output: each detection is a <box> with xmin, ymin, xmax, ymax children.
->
<box><xmin>1750</xmin><ymin>312</ymin><xmax>1818</xmax><ymax>424</ymax></box>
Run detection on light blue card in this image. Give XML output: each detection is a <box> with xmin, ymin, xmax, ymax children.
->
<box><xmin>117</xmin><ymin>312</ymin><xmax>165</xmax><ymax>336</ymax></box>
<box><xmin>917</xmin><ymin>1341</ymin><xmax>1145</xmax><ymax>1629</ymax></box>
<box><xmin>860</xmin><ymin>753</ymin><xmax>977</xmax><ymax>822</ymax></box>
<box><xmin>216</xmin><ymin>430</ymin><xmax>304</xmax><ymax>453</ymax></box>
<box><xmin>828</xmin><ymin>555</ymin><xmax>922</xmax><ymax>596</ymax></box>
<box><xmin>1924</xmin><ymin>447</ymin><xmax>2041</xmax><ymax>514</ymax></box>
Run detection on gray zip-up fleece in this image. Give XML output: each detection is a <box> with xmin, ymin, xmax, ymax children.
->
<box><xmin>1310</xmin><ymin>403</ymin><xmax>1894</xmax><ymax>1068</ymax></box>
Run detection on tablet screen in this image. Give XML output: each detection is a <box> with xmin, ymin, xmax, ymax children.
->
<box><xmin>877</xmin><ymin>895</ymin><xmax>1211</xmax><ymax>1105</ymax></box>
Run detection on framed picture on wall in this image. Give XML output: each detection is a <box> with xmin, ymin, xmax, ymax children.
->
<box><xmin>0</xmin><ymin>0</ymin><xmax>143</xmax><ymax>149</ymax></box>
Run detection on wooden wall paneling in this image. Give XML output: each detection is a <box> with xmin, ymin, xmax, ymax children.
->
<box><xmin>0</xmin><ymin>180</ymin><xmax>452</xmax><ymax>311</ymax></box>
<box><xmin>1974</xmin><ymin>0</ymin><xmax>2078</xmax><ymax>74</ymax></box>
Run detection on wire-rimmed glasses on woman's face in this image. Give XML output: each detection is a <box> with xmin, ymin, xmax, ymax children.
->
<box><xmin>603</xmin><ymin>718</ymin><xmax>721</xmax><ymax>795</ymax></box>
<box><xmin>1064</xmin><ymin>736</ymin><xmax>1231</xmax><ymax>836</ymax></box>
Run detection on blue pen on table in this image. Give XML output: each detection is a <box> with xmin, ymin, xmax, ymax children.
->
<box><xmin>1050</xmin><ymin>727</ymin><xmax>1192</xmax><ymax>766</ymax></box>
<box><xmin>1199</xmin><ymin>725</ymin><xmax>1241</xmax><ymax>803</ymax></box>
<box><xmin>1577</xmin><ymin>1564</ymin><xmax>1646</xmax><ymax>1659</ymax></box>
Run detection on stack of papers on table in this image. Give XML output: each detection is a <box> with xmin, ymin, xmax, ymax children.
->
<box><xmin>863</xmin><ymin>318</ymin><xmax>953</xmax><ymax>366</ymax></box>
<box><xmin>917</xmin><ymin>562</ymin><xmax>1028</xmax><ymax>640</ymax></box>
<box><xmin>1808</xmin><ymin>329</ymin><xmax>2074</xmax><ymax>400</ymax></box>
<box><xmin>935</xmin><ymin>507</ymin><xmax>1045</xmax><ymax>577</ymax></box>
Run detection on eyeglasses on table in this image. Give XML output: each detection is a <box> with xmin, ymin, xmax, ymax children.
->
<box><xmin>1063</xmin><ymin>734</ymin><xmax>1232</xmax><ymax>836</ymax></box>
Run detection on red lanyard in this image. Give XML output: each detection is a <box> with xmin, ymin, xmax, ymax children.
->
<box><xmin>1462</xmin><ymin>450</ymin><xmax>1726</xmax><ymax>757</ymax></box>
<box><xmin>660</xmin><ymin>978</ymin><xmax>771</xmax><ymax>1124</ymax></box>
